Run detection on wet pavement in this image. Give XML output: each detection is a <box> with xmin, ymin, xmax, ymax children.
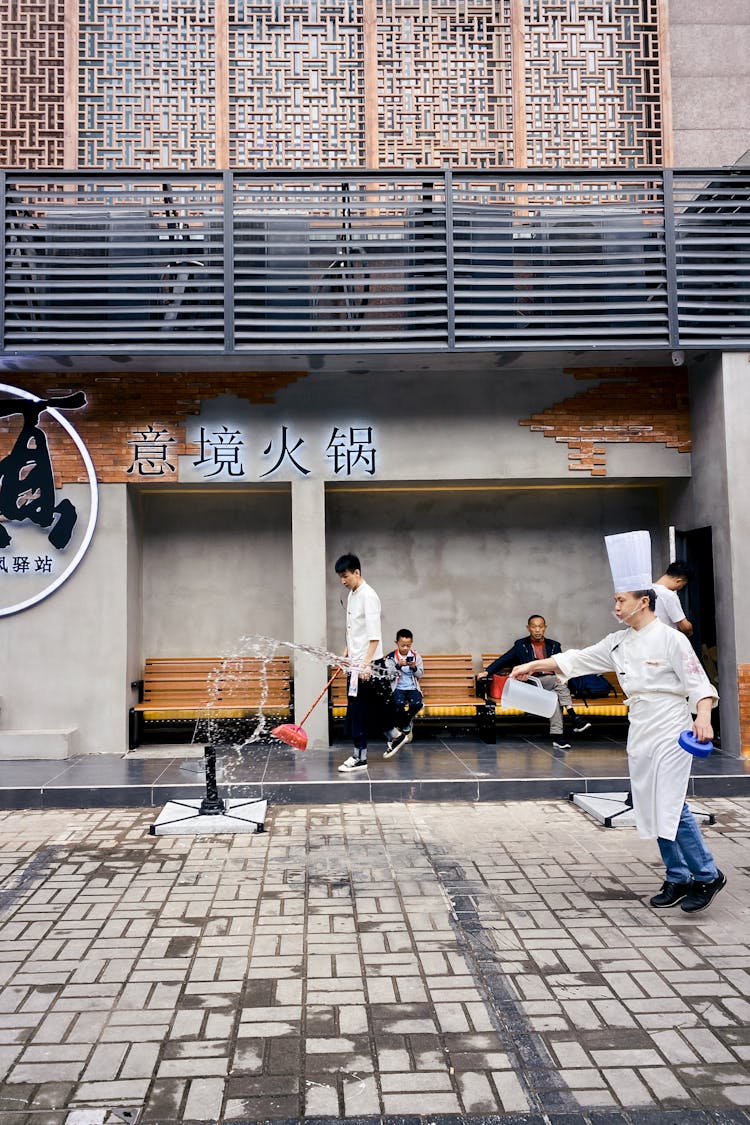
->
<box><xmin>0</xmin><ymin>798</ymin><xmax>747</xmax><ymax>1124</ymax></box>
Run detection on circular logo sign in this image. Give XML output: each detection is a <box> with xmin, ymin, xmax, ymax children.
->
<box><xmin>0</xmin><ymin>383</ymin><xmax>98</xmax><ymax>616</ymax></box>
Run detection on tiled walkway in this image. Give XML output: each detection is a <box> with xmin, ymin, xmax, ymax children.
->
<box><xmin>0</xmin><ymin>799</ymin><xmax>747</xmax><ymax>1124</ymax></box>
<box><xmin>2</xmin><ymin>732</ymin><xmax>750</xmax><ymax>809</ymax></box>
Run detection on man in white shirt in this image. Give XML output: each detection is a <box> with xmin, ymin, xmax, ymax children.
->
<box><xmin>334</xmin><ymin>553</ymin><xmax>407</xmax><ymax>772</ymax></box>
<box><xmin>653</xmin><ymin>561</ymin><xmax>693</xmax><ymax>636</ymax></box>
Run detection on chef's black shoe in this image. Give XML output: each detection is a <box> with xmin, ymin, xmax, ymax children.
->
<box><xmin>680</xmin><ymin>871</ymin><xmax>727</xmax><ymax>913</ymax></box>
<box><xmin>649</xmin><ymin>880</ymin><xmax>693</xmax><ymax>908</ymax></box>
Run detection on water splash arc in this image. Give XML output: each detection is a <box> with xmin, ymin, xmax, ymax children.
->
<box><xmin>194</xmin><ymin>633</ymin><xmax>389</xmax><ymax>750</ymax></box>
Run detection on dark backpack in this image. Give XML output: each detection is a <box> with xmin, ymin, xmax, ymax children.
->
<box><xmin>568</xmin><ymin>674</ymin><xmax>615</xmax><ymax>701</ymax></box>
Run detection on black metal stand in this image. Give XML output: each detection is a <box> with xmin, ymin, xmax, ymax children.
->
<box><xmin>150</xmin><ymin>743</ymin><xmax>267</xmax><ymax>835</ymax></box>
<box><xmin>570</xmin><ymin>790</ymin><xmax>715</xmax><ymax>829</ymax></box>
<box><xmin>198</xmin><ymin>742</ymin><xmax>226</xmax><ymax>815</ymax></box>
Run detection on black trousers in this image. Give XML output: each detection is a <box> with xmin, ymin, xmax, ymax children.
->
<box><xmin>344</xmin><ymin>670</ymin><xmax>397</xmax><ymax>756</ymax></box>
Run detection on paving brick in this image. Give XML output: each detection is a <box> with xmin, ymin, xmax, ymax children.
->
<box><xmin>8</xmin><ymin>1061</ymin><xmax>85</xmax><ymax>1083</ymax></box>
<box><xmin>380</xmin><ymin>1071</ymin><xmax>453</xmax><ymax>1092</ymax></box>
<box><xmin>183</xmin><ymin>1076</ymin><xmax>225</xmax><ymax>1119</ymax></box>
<box><xmin>491</xmin><ymin>1069</ymin><xmax>531</xmax><ymax>1112</ymax></box>
<box><xmin>303</xmin><ymin>1079</ymin><xmax>339</xmax><ymax>1116</ymax></box>
<box><xmin>157</xmin><ymin>1057</ymin><xmax>228</xmax><ymax>1078</ymax></box>
<box><xmin>380</xmin><ymin>1091</ymin><xmax>460</xmax><ymax>1114</ymax></box>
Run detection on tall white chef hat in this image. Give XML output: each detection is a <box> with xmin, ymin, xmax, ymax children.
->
<box><xmin>605</xmin><ymin>530</ymin><xmax>653</xmax><ymax>591</ymax></box>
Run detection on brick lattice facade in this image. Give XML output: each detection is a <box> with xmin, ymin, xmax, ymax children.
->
<box><xmin>0</xmin><ymin>0</ymin><xmax>667</xmax><ymax>170</ymax></box>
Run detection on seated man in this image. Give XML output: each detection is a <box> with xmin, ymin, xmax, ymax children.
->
<box><xmin>478</xmin><ymin>614</ymin><xmax>591</xmax><ymax>749</ymax></box>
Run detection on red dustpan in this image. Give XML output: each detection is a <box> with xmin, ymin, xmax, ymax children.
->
<box><xmin>272</xmin><ymin>668</ymin><xmax>342</xmax><ymax>750</ymax></box>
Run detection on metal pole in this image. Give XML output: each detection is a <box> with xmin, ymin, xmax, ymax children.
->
<box><xmin>663</xmin><ymin>168</ymin><xmax>680</xmax><ymax>349</ymax></box>
<box><xmin>198</xmin><ymin>743</ymin><xmax>227</xmax><ymax>815</ymax></box>
<box><xmin>0</xmin><ymin>171</ymin><xmax>5</xmax><ymax>351</ymax></box>
<box><xmin>223</xmin><ymin>170</ymin><xmax>235</xmax><ymax>353</ymax></box>
<box><xmin>444</xmin><ymin>168</ymin><xmax>455</xmax><ymax>350</ymax></box>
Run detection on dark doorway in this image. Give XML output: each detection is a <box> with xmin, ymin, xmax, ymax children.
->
<box><xmin>675</xmin><ymin>526</ymin><xmax>716</xmax><ymax>657</ymax></box>
<box><xmin>675</xmin><ymin>527</ymin><xmax>719</xmax><ymax>728</ymax></box>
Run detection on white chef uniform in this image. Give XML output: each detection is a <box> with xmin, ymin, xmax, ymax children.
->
<box><xmin>556</xmin><ymin>621</ymin><xmax>717</xmax><ymax>839</ymax></box>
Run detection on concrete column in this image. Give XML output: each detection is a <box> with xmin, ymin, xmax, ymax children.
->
<box><xmin>720</xmin><ymin>353</ymin><xmax>750</xmax><ymax>756</ymax></box>
<box><xmin>291</xmin><ymin>478</ymin><xmax>330</xmax><ymax>748</ymax></box>
<box><xmin>686</xmin><ymin>352</ymin><xmax>750</xmax><ymax>756</ymax></box>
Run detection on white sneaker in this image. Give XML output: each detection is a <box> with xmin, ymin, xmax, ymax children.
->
<box><xmin>404</xmin><ymin>728</ymin><xmax>414</xmax><ymax>743</ymax></box>
<box><xmin>338</xmin><ymin>756</ymin><xmax>368</xmax><ymax>772</ymax></box>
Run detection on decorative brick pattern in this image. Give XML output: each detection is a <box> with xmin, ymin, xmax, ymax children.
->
<box><xmin>229</xmin><ymin>0</ymin><xmax>365</xmax><ymax>169</ymax></box>
<box><xmin>738</xmin><ymin>664</ymin><xmax>750</xmax><ymax>758</ymax></box>
<box><xmin>520</xmin><ymin>367</ymin><xmax>691</xmax><ymax>476</ymax></box>
<box><xmin>1</xmin><ymin>0</ymin><xmax>667</xmax><ymax>171</ymax></box>
<box><xmin>0</xmin><ymin>370</ymin><xmax>306</xmax><ymax>485</ymax></box>
<box><xmin>522</xmin><ymin>0</ymin><xmax>665</xmax><ymax>168</ymax></box>
<box><xmin>0</xmin><ymin>0</ymin><xmax>66</xmax><ymax>167</ymax></box>
<box><xmin>376</xmin><ymin>0</ymin><xmax>515</xmax><ymax>169</ymax></box>
<box><xmin>78</xmin><ymin>0</ymin><xmax>218</xmax><ymax>169</ymax></box>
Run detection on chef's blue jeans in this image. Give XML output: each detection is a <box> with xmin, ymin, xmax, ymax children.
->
<box><xmin>657</xmin><ymin>802</ymin><xmax>718</xmax><ymax>883</ymax></box>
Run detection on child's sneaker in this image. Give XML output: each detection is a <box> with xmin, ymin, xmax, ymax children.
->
<box><xmin>383</xmin><ymin>730</ymin><xmax>409</xmax><ymax>759</ymax></box>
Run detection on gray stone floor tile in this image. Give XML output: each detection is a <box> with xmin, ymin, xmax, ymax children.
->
<box><xmin>0</xmin><ymin>799</ymin><xmax>747</xmax><ymax>1122</ymax></box>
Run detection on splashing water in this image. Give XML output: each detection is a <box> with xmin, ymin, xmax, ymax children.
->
<box><xmin>193</xmin><ymin>633</ymin><xmax>390</xmax><ymax>751</ymax></box>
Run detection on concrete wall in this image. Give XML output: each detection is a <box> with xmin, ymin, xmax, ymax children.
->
<box><xmin>721</xmin><ymin>355</ymin><xmax>750</xmax><ymax>665</ymax></box>
<box><xmin>669</xmin><ymin>352</ymin><xmax>750</xmax><ymax>756</ymax></box>
<box><xmin>141</xmin><ymin>488</ymin><xmax>293</xmax><ymax>655</ymax></box>
<box><xmin>177</xmin><ymin>365</ymin><xmax>691</xmax><ymax>484</ymax></box>
<box><xmin>126</xmin><ymin>487</ymin><xmax>143</xmax><ymax>728</ymax></box>
<box><xmin>668</xmin><ymin>0</ymin><xmax>750</xmax><ymax>167</ymax></box>
<box><xmin>325</xmin><ymin>485</ymin><xmax>662</xmax><ymax>666</ymax></box>
<box><xmin>0</xmin><ymin>486</ymin><xmax>131</xmax><ymax>755</ymax></box>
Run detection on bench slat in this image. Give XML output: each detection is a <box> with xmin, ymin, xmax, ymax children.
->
<box><xmin>131</xmin><ymin>656</ymin><xmax>293</xmax><ymax>744</ymax></box>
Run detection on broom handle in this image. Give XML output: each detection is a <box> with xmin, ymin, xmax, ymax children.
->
<box><xmin>298</xmin><ymin>667</ymin><xmax>342</xmax><ymax>726</ymax></box>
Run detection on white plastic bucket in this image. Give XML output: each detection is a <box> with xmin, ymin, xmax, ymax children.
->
<box><xmin>500</xmin><ymin>675</ymin><xmax>558</xmax><ymax>718</ymax></box>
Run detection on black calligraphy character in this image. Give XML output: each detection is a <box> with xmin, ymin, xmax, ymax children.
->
<box><xmin>127</xmin><ymin>425</ymin><xmax>176</xmax><ymax>476</ymax></box>
<box><xmin>325</xmin><ymin>425</ymin><xmax>376</xmax><ymax>476</ymax></box>
<box><xmin>261</xmin><ymin>426</ymin><xmax>310</xmax><ymax>477</ymax></box>
<box><xmin>0</xmin><ymin>392</ymin><xmax>86</xmax><ymax>550</ymax></box>
<box><xmin>193</xmin><ymin>426</ymin><xmax>246</xmax><ymax>478</ymax></box>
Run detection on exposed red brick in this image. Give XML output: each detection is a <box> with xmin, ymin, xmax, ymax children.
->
<box><xmin>0</xmin><ymin>371</ymin><xmax>307</xmax><ymax>485</ymax></box>
<box><xmin>739</xmin><ymin>665</ymin><xmax>750</xmax><ymax>758</ymax></box>
<box><xmin>519</xmin><ymin>367</ymin><xmax>691</xmax><ymax>477</ymax></box>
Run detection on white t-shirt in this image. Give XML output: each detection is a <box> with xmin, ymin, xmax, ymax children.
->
<box><xmin>653</xmin><ymin>583</ymin><xmax>687</xmax><ymax>629</ymax></box>
<box><xmin>346</xmin><ymin>580</ymin><xmax>383</xmax><ymax>664</ymax></box>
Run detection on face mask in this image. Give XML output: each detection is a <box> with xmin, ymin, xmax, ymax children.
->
<box><xmin>612</xmin><ymin>604</ymin><xmax>646</xmax><ymax>626</ymax></box>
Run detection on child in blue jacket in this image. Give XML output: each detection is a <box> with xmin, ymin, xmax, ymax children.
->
<box><xmin>383</xmin><ymin>628</ymin><xmax>424</xmax><ymax>758</ymax></box>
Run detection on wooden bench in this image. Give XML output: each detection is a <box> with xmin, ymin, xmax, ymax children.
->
<box><xmin>129</xmin><ymin>656</ymin><xmax>292</xmax><ymax>748</ymax></box>
<box><xmin>329</xmin><ymin>653</ymin><xmax>495</xmax><ymax>741</ymax></box>
<box><xmin>481</xmin><ymin>654</ymin><xmax>627</xmax><ymax>718</ymax></box>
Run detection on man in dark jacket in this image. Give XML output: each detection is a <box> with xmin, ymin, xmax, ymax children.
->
<box><xmin>478</xmin><ymin>614</ymin><xmax>591</xmax><ymax>748</ymax></box>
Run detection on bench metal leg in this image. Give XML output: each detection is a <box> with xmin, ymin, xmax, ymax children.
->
<box><xmin>128</xmin><ymin>708</ymin><xmax>140</xmax><ymax>750</ymax></box>
<box><xmin>477</xmin><ymin>703</ymin><xmax>497</xmax><ymax>744</ymax></box>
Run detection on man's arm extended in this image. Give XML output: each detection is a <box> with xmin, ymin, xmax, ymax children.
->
<box><xmin>510</xmin><ymin>656</ymin><xmax>562</xmax><ymax>679</ymax></box>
